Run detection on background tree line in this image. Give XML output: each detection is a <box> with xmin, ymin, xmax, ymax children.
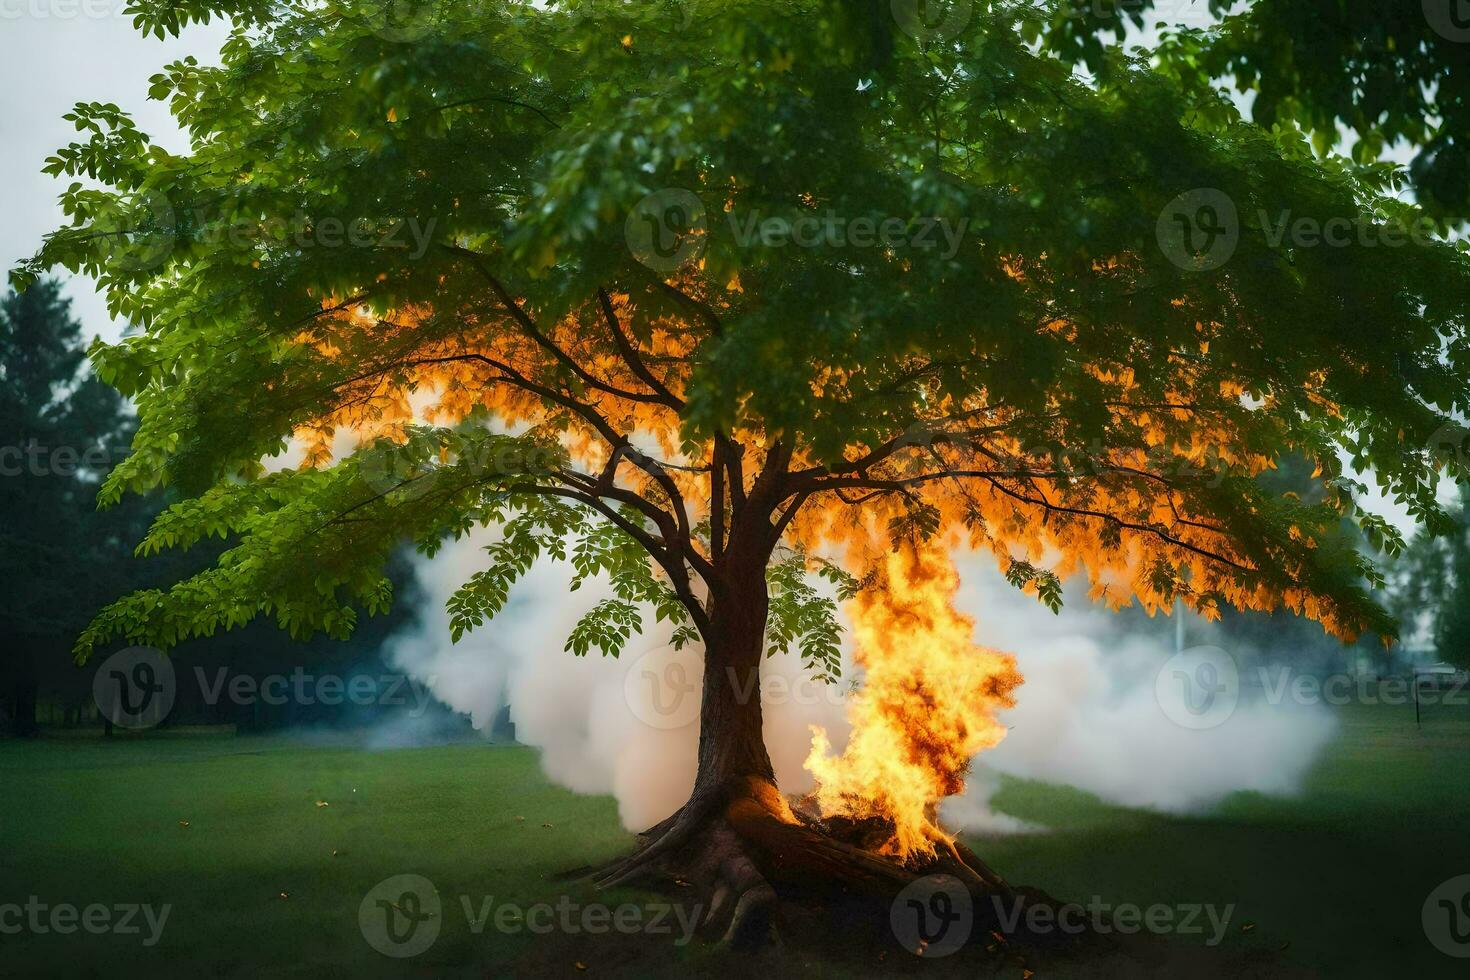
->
<box><xmin>0</xmin><ymin>282</ymin><xmax>438</xmax><ymax>736</ymax></box>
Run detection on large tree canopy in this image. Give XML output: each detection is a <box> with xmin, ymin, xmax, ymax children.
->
<box><xmin>15</xmin><ymin>0</ymin><xmax>1470</xmax><ymax>669</ymax></box>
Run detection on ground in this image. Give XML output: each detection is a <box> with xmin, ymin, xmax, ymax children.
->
<box><xmin>1</xmin><ymin>698</ymin><xmax>1466</xmax><ymax>978</ymax></box>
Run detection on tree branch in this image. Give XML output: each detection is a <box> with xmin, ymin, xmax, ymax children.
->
<box><xmin>447</xmin><ymin>245</ymin><xmax>666</xmax><ymax>405</ymax></box>
<box><xmin>596</xmin><ymin>286</ymin><xmax>684</xmax><ymax>409</ymax></box>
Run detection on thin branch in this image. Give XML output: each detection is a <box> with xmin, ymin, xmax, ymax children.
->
<box><xmin>447</xmin><ymin>245</ymin><xmax>666</xmax><ymax>405</ymax></box>
<box><xmin>596</xmin><ymin>286</ymin><xmax>684</xmax><ymax>409</ymax></box>
<box><xmin>982</xmin><ymin>477</ymin><xmax>1256</xmax><ymax>573</ymax></box>
<box><xmin>512</xmin><ymin>483</ymin><xmax>712</xmax><ymax>639</ymax></box>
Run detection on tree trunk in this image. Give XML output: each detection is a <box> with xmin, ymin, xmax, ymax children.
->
<box><xmin>692</xmin><ymin>570</ymin><xmax>776</xmax><ymax>803</ymax></box>
<box><xmin>10</xmin><ymin>649</ymin><xmax>40</xmax><ymax>737</ymax></box>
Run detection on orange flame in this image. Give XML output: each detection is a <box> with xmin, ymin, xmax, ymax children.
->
<box><xmin>804</xmin><ymin>541</ymin><xmax>1023</xmax><ymax>861</ymax></box>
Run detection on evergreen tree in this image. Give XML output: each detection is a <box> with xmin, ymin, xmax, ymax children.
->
<box><xmin>1433</xmin><ymin>489</ymin><xmax>1470</xmax><ymax>668</ymax></box>
<box><xmin>0</xmin><ymin>281</ymin><xmax>134</xmax><ymax>734</ymax></box>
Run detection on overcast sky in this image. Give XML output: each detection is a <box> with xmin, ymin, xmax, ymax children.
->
<box><xmin>1</xmin><ymin>5</ymin><xmax>1442</xmax><ymax>529</ymax></box>
<box><xmin>1</xmin><ymin>3</ymin><xmax>230</xmax><ymax>341</ymax></box>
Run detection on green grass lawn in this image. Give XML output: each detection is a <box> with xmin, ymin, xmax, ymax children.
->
<box><xmin>1</xmin><ymin>700</ymin><xmax>1466</xmax><ymax>978</ymax></box>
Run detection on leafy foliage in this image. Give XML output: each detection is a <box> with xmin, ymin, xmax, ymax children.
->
<box><xmin>765</xmin><ymin>552</ymin><xmax>858</xmax><ymax>683</ymax></box>
<box><xmin>16</xmin><ymin>0</ymin><xmax>1470</xmax><ymax>675</ymax></box>
<box><xmin>1043</xmin><ymin>0</ymin><xmax>1470</xmax><ymax>218</ymax></box>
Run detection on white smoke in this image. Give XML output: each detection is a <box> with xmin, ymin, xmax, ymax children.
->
<box><xmin>941</xmin><ymin>573</ymin><xmax>1337</xmax><ymax>832</ymax></box>
<box><xmin>385</xmin><ymin>530</ymin><xmax>1337</xmax><ymax>833</ymax></box>
<box><xmin>384</xmin><ymin>526</ymin><xmax>850</xmax><ymax>829</ymax></box>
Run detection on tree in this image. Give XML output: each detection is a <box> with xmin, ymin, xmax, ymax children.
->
<box><xmin>16</xmin><ymin>0</ymin><xmax>1470</xmax><ymax>944</ymax></box>
<box><xmin>1043</xmin><ymin>0</ymin><xmax>1470</xmax><ymax>218</ymax></box>
<box><xmin>1431</xmin><ymin>490</ymin><xmax>1470</xmax><ymax>668</ymax></box>
<box><xmin>0</xmin><ymin>282</ymin><xmax>135</xmax><ymax>734</ymax></box>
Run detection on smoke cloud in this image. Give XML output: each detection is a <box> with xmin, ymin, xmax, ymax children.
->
<box><xmin>385</xmin><ymin>528</ymin><xmax>1337</xmax><ymax>833</ymax></box>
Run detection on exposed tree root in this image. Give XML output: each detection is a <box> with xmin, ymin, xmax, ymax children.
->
<box><xmin>582</xmin><ymin>776</ymin><xmax>1099</xmax><ymax>962</ymax></box>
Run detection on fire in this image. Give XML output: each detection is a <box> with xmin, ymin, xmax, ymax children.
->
<box><xmin>804</xmin><ymin>541</ymin><xmax>1023</xmax><ymax>861</ymax></box>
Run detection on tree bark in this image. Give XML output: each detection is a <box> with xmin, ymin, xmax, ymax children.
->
<box><xmin>692</xmin><ymin>568</ymin><xmax>776</xmax><ymax>803</ymax></box>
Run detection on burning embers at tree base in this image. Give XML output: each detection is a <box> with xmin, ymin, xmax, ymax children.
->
<box><xmin>803</xmin><ymin>541</ymin><xmax>1024</xmax><ymax>863</ymax></box>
